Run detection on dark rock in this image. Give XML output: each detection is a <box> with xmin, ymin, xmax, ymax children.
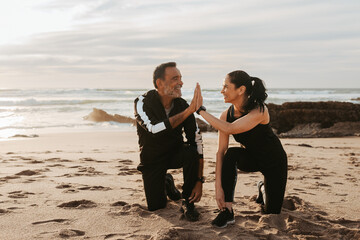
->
<box><xmin>268</xmin><ymin>101</ymin><xmax>360</xmax><ymax>137</ymax></box>
<box><xmin>84</xmin><ymin>108</ymin><xmax>135</xmax><ymax>124</ymax></box>
<box><xmin>196</xmin><ymin>118</ymin><xmax>216</xmax><ymax>132</ymax></box>
<box><xmin>84</xmin><ymin>102</ymin><xmax>360</xmax><ymax>137</ymax></box>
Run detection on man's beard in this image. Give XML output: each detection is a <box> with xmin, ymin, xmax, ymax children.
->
<box><xmin>164</xmin><ymin>85</ymin><xmax>182</xmax><ymax>98</ymax></box>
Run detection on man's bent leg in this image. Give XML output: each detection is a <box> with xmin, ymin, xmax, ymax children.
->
<box><xmin>139</xmin><ymin>164</ymin><xmax>167</xmax><ymax>211</ymax></box>
<box><xmin>168</xmin><ymin>145</ymin><xmax>199</xmax><ymax>199</ymax></box>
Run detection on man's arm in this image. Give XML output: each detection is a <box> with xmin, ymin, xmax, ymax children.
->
<box><xmin>135</xmin><ymin>95</ymin><xmax>170</xmax><ymax>134</ymax></box>
<box><xmin>182</xmin><ymin>104</ymin><xmax>204</xmax><ymax>203</ymax></box>
<box><xmin>168</xmin><ymin>107</ymin><xmax>194</xmax><ymax>129</ymax></box>
<box><xmin>169</xmin><ymin>86</ymin><xmax>199</xmax><ymax>129</ymax></box>
<box><xmin>135</xmin><ymin>87</ymin><xmax>198</xmax><ymax>134</ymax></box>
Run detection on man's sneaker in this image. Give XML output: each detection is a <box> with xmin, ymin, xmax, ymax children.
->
<box><xmin>255</xmin><ymin>181</ymin><xmax>265</xmax><ymax>204</ymax></box>
<box><xmin>165</xmin><ymin>173</ymin><xmax>181</xmax><ymax>201</ymax></box>
<box><xmin>211</xmin><ymin>208</ymin><xmax>235</xmax><ymax>228</ymax></box>
<box><xmin>180</xmin><ymin>200</ymin><xmax>200</xmax><ymax>221</ymax></box>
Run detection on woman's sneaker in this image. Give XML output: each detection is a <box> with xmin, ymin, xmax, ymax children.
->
<box><xmin>211</xmin><ymin>208</ymin><xmax>235</xmax><ymax>228</ymax></box>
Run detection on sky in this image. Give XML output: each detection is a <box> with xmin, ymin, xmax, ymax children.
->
<box><xmin>0</xmin><ymin>0</ymin><xmax>359</xmax><ymax>89</ymax></box>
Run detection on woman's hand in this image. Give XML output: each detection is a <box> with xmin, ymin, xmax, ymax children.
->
<box><xmin>215</xmin><ymin>186</ymin><xmax>226</xmax><ymax>210</ymax></box>
<box><xmin>189</xmin><ymin>83</ymin><xmax>199</xmax><ymax>113</ymax></box>
<box><xmin>196</xmin><ymin>83</ymin><xmax>203</xmax><ymax>110</ymax></box>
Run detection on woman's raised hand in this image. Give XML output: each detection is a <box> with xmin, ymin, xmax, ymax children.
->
<box><xmin>189</xmin><ymin>83</ymin><xmax>203</xmax><ymax>113</ymax></box>
<box><xmin>196</xmin><ymin>83</ymin><xmax>203</xmax><ymax>110</ymax></box>
<box><xmin>189</xmin><ymin>83</ymin><xmax>199</xmax><ymax>113</ymax></box>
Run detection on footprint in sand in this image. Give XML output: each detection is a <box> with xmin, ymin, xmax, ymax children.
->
<box><xmin>104</xmin><ymin>233</ymin><xmax>128</xmax><ymax>239</ymax></box>
<box><xmin>56</xmin><ymin>183</ymin><xmax>112</xmax><ymax>192</ymax></box>
<box><xmin>57</xmin><ymin>200</ymin><xmax>97</xmax><ymax>209</ymax></box>
<box><xmin>315</xmin><ymin>182</ymin><xmax>331</xmax><ymax>187</ymax></box>
<box><xmin>32</xmin><ymin>219</ymin><xmax>70</xmax><ymax>225</ymax></box>
<box><xmin>8</xmin><ymin>191</ymin><xmax>35</xmax><ymax>199</ymax></box>
<box><xmin>46</xmin><ymin>157</ymin><xmax>71</xmax><ymax>162</ymax></box>
<box><xmin>30</xmin><ymin>160</ymin><xmax>44</xmax><ymax>164</ymax></box>
<box><xmin>118</xmin><ymin>159</ymin><xmax>133</xmax><ymax>165</ymax></box>
<box><xmin>0</xmin><ymin>209</ymin><xmax>9</xmax><ymax>214</ymax></box>
<box><xmin>62</xmin><ymin>167</ymin><xmax>105</xmax><ymax>177</ymax></box>
<box><xmin>56</xmin><ymin>183</ymin><xmax>73</xmax><ymax>189</ymax></box>
<box><xmin>111</xmin><ymin>201</ymin><xmax>128</xmax><ymax>206</ymax></box>
<box><xmin>153</xmin><ymin>228</ymin><xmax>200</xmax><ymax>240</ymax></box>
<box><xmin>348</xmin><ymin>156</ymin><xmax>359</xmax><ymax>167</ymax></box>
<box><xmin>59</xmin><ymin>229</ymin><xmax>85</xmax><ymax>238</ymax></box>
<box><xmin>15</xmin><ymin>170</ymin><xmax>40</xmax><ymax>176</ymax></box>
<box><xmin>118</xmin><ymin>166</ymin><xmax>140</xmax><ymax>176</ymax></box>
<box><xmin>0</xmin><ymin>175</ymin><xmax>20</xmax><ymax>183</ymax></box>
<box><xmin>109</xmin><ymin>202</ymin><xmax>152</xmax><ymax>218</ymax></box>
<box><xmin>62</xmin><ymin>189</ymin><xmax>79</xmax><ymax>193</ymax></box>
<box><xmin>47</xmin><ymin>164</ymin><xmax>65</xmax><ymax>168</ymax></box>
<box><xmin>77</xmin><ymin>185</ymin><xmax>112</xmax><ymax>191</ymax></box>
<box><xmin>80</xmin><ymin>157</ymin><xmax>107</xmax><ymax>163</ymax></box>
<box><xmin>45</xmin><ymin>157</ymin><xmax>61</xmax><ymax>162</ymax></box>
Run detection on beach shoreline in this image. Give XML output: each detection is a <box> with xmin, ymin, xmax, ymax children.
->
<box><xmin>0</xmin><ymin>131</ymin><xmax>359</xmax><ymax>239</ymax></box>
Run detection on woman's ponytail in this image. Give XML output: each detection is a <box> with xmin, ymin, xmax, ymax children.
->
<box><xmin>245</xmin><ymin>77</ymin><xmax>267</xmax><ymax>112</ymax></box>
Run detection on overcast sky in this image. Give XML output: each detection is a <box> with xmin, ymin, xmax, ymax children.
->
<box><xmin>0</xmin><ymin>0</ymin><xmax>359</xmax><ymax>89</ymax></box>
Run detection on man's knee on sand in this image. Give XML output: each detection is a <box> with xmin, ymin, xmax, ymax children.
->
<box><xmin>147</xmin><ymin>198</ymin><xmax>167</xmax><ymax>211</ymax></box>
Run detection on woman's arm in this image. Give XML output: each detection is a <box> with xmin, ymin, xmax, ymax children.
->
<box><xmin>200</xmin><ymin>107</ymin><xmax>267</xmax><ymax>135</ymax></box>
<box><xmin>214</xmin><ymin>110</ymin><xmax>229</xmax><ymax>209</ymax></box>
<box><xmin>195</xmin><ymin>83</ymin><xmax>266</xmax><ymax>135</ymax></box>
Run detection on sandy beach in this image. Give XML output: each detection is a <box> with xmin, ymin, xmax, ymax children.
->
<box><xmin>0</xmin><ymin>131</ymin><xmax>359</xmax><ymax>239</ymax></box>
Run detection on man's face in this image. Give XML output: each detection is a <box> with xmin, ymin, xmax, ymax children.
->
<box><xmin>159</xmin><ymin>67</ymin><xmax>183</xmax><ymax>98</ymax></box>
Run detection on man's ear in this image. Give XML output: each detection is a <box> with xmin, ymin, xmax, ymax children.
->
<box><xmin>156</xmin><ymin>78</ymin><xmax>163</xmax><ymax>89</ymax></box>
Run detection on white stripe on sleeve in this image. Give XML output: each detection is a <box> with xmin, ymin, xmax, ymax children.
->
<box><xmin>136</xmin><ymin>96</ymin><xmax>167</xmax><ymax>134</ymax></box>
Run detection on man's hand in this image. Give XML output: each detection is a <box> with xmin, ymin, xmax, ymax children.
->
<box><xmin>188</xmin><ymin>181</ymin><xmax>203</xmax><ymax>203</ymax></box>
<box><xmin>196</xmin><ymin>83</ymin><xmax>203</xmax><ymax>111</ymax></box>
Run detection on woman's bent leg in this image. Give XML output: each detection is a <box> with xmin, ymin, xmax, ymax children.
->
<box><xmin>262</xmin><ymin>157</ymin><xmax>288</xmax><ymax>214</ymax></box>
<box><xmin>222</xmin><ymin>147</ymin><xmax>259</xmax><ymax>202</ymax></box>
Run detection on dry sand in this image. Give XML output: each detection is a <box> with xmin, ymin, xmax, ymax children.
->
<box><xmin>0</xmin><ymin>131</ymin><xmax>359</xmax><ymax>239</ymax></box>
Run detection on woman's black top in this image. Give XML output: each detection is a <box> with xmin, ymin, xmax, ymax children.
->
<box><xmin>226</xmin><ymin>105</ymin><xmax>287</xmax><ymax>169</ymax></box>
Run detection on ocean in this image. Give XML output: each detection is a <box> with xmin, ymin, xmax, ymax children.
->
<box><xmin>0</xmin><ymin>88</ymin><xmax>359</xmax><ymax>139</ymax></box>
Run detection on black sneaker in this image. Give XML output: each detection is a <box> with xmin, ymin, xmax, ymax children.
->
<box><xmin>180</xmin><ymin>200</ymin><xmax>200</xmax><ymax>221</ymax></box>
<box><xmin>211</xmin><ymin>208</ymin><xmax>235</xmax><ymax>228</ymax></box>
<box><xmin>255</xmin><ymin>181</ymin><xmax>265</xmax><ymax>204</ymax></box>
<box><xmin>165</xmin><ymin>173</ymin><xmax>181</xmax><ymax>201</ymax></box>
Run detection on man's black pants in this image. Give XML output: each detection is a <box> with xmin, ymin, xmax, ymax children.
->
<box><xmin>137</xmin><ymin>145</ymin><xmax>199</xmax><ymax>211</ymax></box>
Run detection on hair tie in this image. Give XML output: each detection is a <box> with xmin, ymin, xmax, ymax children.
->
<box><xmin>251</xmin><ymin>80</ymin><xmax>255</xmax><ymax>86</ymax></box>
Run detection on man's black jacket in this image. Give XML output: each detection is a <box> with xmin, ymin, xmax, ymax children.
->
<box><xmin>134</xmin><ymin>89</ymin><xmax>203</xmax><ymax>165</ymax></box>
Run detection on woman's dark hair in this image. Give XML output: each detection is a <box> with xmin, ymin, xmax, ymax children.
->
<box><xmin>153</xmin><ymin>62</ymin><xmax>177</xmax><ymax>88</ymax></box>
<box><xmin>227</xmin><ymin>70</ymin><xmax>268</xmax><ymax>112</ymax></box>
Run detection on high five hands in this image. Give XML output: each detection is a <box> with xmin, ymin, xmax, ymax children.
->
<box><xmin>190</xmin><ymin>83</ymin><xmax>203</xmax><ymax>113</ymax></box>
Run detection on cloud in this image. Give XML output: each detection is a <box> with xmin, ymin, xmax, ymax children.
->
<box><xmin>0</xmin><ymin>0</ymin><xmax>359</xmax><ymax>88</ymax></box>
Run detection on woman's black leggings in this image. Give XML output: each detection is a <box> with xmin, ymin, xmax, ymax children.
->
<box><xmin>222</xmin><ymin>147</ymin><xmax>287</xmax><ymax>214</ymax></box>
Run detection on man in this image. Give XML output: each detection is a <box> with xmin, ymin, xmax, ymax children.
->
<box><xmin>134</xmin><ymin>62</ymin><xmax>204</xmax><ymax>221</ymax></box>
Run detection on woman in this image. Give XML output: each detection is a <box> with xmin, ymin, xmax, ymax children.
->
<box><xmin>194</xmin><ymin>70</ymin><xmax>287</xmax><ymax>228</ymax></box>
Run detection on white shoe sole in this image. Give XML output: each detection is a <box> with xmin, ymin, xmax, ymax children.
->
<box><xmin>212</xmin><ymin>219</ymin><xmax>235</xmax><ymax>228</ymax></box>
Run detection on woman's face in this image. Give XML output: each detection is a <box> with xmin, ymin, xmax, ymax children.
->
<box><xmin>221</xmin><ymin>75</ymin><xmax>241</xmax><ymax>103</ymax></box>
